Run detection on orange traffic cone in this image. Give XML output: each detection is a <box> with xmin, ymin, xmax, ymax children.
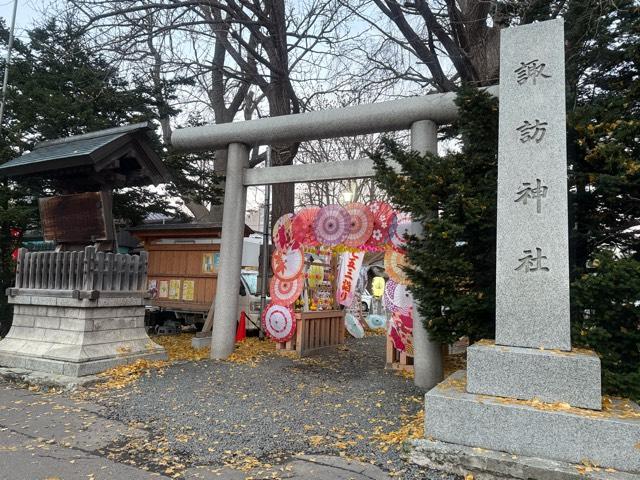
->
<box><xmin>235</xmin><ymin>311</ymin><xmax>247</xmax><ymax>343</ymax></box>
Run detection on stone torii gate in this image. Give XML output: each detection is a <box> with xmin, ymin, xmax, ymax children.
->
<box><xmin>172</xmin><ymin>87</ymin><xmax>498</xmax><ymax>388</ymax></box>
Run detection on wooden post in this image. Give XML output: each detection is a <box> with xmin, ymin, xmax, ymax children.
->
<box><xmin>75</xmin><ymin>251</ymin><xmax>84</xmax><ymax>290</ymax></box>
<box><xmin>47</xmin><ymin>252</ymin><xmax>56</xmax><ymax>289</ymax></box>
<box><xmin>83</xmin><ymin>246</ymin><xmax>96</xmax><ymax>291</ymax></box>
<box><xmin>15</xmin><ymin>248</ymin><xmax>26</xmax><ymax>288</ymax></box>
<box><xmin>112</xmin><ymin>254</ymin><xmax>121</xmax><ymax>291</ymax></box>
<box><xmin>104</xmin><ymin>253</ymin><xmax>114</xmax><ymax>290</ymax></box>
<box><xmin>68</xmin><ymin>252</ymin><xmax>76</xmax><ymax>290</ymax></box>
<box><xmin>95</xmin><ymin>251</ymin><xmax>105</xmax><ymax>290</ymax></box>
<box><xmin>139</xmin><ymin>251</ymin><xmax>148</xmax><ymax>290</ymax></box>
<box><xmin>131</xmin><ymin>255</ymin><xmax>140</xmax><ymax>291</ymax></box>
<box><xmin>34</xmin><ymin>253</ymin><xmax>43</xmax><ymax>289</ymax></box>
<box><xmin>55</xmin><ymin>252</ymin><xmax>64</xmax><ymax>289</ymax></box>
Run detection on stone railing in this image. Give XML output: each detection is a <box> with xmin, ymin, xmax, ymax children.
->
<box><xmin>9</xmin><ymin>246</ymin><xmax>148</xmax><ymax>299</ymax></box>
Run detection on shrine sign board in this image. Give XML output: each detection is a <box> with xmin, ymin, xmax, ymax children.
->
<box><xmin>494</xmin><ymin>19</ymin><xmax>571</xmax><ymax>351</ymax></box>
<box><xmin>40</xmin><ymin>191</ymin><xmax>114</xmax><ymax>244</ymax></box>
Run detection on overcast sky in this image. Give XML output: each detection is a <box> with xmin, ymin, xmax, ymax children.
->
<box><xmin>0</xmin><ymin>0</ymin><xmax>38</xmax><ymax>39</ymax></box>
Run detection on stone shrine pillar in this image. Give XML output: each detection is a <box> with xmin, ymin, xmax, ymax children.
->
<box><xmin>210</xmin><ymin>142</ymin><xmax>249</xmax><ymax>359</ymax></box>
<box><xmin>410</xmin><ymin>120</ymin><xmax>444</xmax><ymax>390</ymax></box>
<box><xmin>466</xmin><ymin>18</ymin><xmax>602</xmax><ymax>410</ymax></box>
<box><xmin>412</xmin><ymin>19</ymin><xmax>640</xmax><ymax>477</ymax></box>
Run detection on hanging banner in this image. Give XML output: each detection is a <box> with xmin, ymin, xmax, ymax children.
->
<box><xmin>336</xmin><ymin>251</ymin><xmax>365</xmax><ymax>307</ymax></box>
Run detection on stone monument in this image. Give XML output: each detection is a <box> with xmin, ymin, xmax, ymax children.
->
<box><xmin>410</xmin><ymin>19</ymin><xmax>640</xmax><ymax>478</ymax></box>
<box><xmin>0</xmin><ymin>247</ymin><xmax>166</xmax><ymax>381</ymax></box>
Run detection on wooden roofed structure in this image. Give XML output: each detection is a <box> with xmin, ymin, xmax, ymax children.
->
<box><xmin>0</xmin><ymin>122</ymin><xmax>169</xmax><ymax>192</ymax></box>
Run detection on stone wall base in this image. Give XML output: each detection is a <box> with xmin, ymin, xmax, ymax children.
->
<box><xmin>407</xmin><ymin>439</ymin><xmax>640</xmax><ymax>480</ymax></box>
<box><xmin>0</xmin><ymin>293</ymin><xmax>167</xmax><ymax>377</ymax></box>
<box><xmin>424</xmin><ymin>371</ymin><xmax>640</xmax><ymax>474</ymax></box>
<box><xmin>467</xmin><ymin>342</ymin><xmax>601</xmax><ymax>409</ymax></box>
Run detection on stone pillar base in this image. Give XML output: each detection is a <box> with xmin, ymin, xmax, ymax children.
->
<box><xmin>422</xmin><ymin>371</ymin><xmax>640</xmax><ymax>475</ymax></box>
<box><xmin>407</xmin><ymin>438</ymin><xmax>640</xmax><ymax>480</ymax></box>
<box><xmin>0</xmin><ymin>293</ymin><xmax>167</xmax><ymax>377</ymax></box>
<box><xmin>467</xmin><ymin>341</ymin><xmax>601</xmax><ymax>410</ymax></box>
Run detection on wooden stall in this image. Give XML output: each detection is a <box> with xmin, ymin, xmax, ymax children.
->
<box><xmin>386</xmin><ymin>338</ymin><xmax>414</xmax><ymax>372</ymax></box>
<box><xmin>130</xmin><ymin>223</ymin><xmax>255</xmax><ymax>314</ymax></box>
<box><xmin>273</xmin><ymin>249</ymin><xmax>346</xmax><ymax>356</ymax></box>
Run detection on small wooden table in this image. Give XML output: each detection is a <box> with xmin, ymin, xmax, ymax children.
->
<box><xmin>276</xmin><ymin>310</ymin><xmax>345</xmax><ymax>357</ymax></box>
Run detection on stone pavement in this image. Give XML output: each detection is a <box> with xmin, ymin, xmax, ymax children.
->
<box><xmin>0</xmin><ymin>379</ymin><xmax>392</xmax><ymax>480</ymax></box>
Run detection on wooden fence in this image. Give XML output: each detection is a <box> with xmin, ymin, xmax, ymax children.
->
<box><xmin>276</xmin><ymin>310</ymin><xmax>346</xmax><ymax>357</ymax></box>
<box><xmin>14</xmin><ymin>246</ymin><xmax>148</xmax><ymax>292</ymax></box>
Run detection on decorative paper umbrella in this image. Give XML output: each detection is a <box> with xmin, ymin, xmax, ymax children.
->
<box><xmin>313</xmin><ymin>204</ymin><xmax>350</xmax><ymax>246</ymax></box>
<box><xmin>272</xmin><ymin>213</ymin><xmax>297</xmax><ymax>251</ymax></box>
<box><xmin>383</xmin><ymin>280</ymin><xmax>413</xmax><ymax>315</ymax></box>
<box><xmin>345</xmin><ymin>312</ymin><xmax>365</xmax><ymax>339</ymax></box>
<box><xmin>393</xmin><ymin>310</ymin><xmax>414</xmax><ymax>353</ymax></box>
<box><xmin>344</xmin><ymin>203</ymin><xmax>374</xmax><ymax>247</ymax></box>
<box><xmin>262</xmin><ymin>303</ymin><xmax>296</xmax><ymax>342</ymax></box>
<box><xmin>365</xmin><ymin>313</ymin><xmax>387</xmax><ymax>329</ymax></box>
<box><xmin>384</xmin><ymin>249</ymin><xmax>410</xmax><ymax>285</ymax></box>
<box><xmin>292</xmin><ymin>207</ymin><xmax>320</xmax><ymax>246</ymax></box>
<box><xmin>390</xmin><ymin>212</ymin><xmax>412</xmax><ymax>251</ymax></box>
<box><xmin>396</xmin><ymin>308</ymin><xmax>414</xmax><ymax>332</ymax></box>
<box><xmin>388</xmin><ymin>322</ymin><xmax>405</xmax><ymax>351</ymax></box>
<box><xmin>367</xmin><ymin>201</ymin><xmax>397</xmax><ymax>248</ymax></box>
<box><xmin>270</xmin><ymin>274</ymin><xmax>304</xmax><ymax>306</ymax></box>
<box><xmin>272</xmin><ymin>247</ymin><xmax>304</xmax><ymax>281</ymax></box>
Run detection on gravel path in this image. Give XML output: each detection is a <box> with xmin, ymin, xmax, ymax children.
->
<box><xmin>81</xmin><ymin>335</ymin><xmax>458</xmax><ymax>479</ymax></box>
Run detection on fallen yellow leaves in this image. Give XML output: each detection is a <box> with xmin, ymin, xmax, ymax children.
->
<box><xmin>94</xmin><ymin>358</ymin><xmax>168</xmax><ymax>391</ymax></box>
<box><xmin>436</xmin><ymin>375</ymin><xmax>467</xmax><ymax>393</ymax></box>
<box><xmin>444</xmin><ymin>353</ymin><xmax>466</xmax><ymax>377</ymax></box>
<box><xmin>396</xmin><ymin>369</ymin><xmax>414</xmax><ymax>380</ymax></box>
<box><xmin>308</xmin><ymin>435</ymin><xmax>325</xmax><ymax>447</ymax></box>
<box><xmin>87</xmin><ymin>334</ymin><xmax>211</xmax><ymax>392</ymax></box>
<box><xmin>441</xmin><ymin>374</ymin><xmax>640</xmax><ymax>421</ymax></box>
<box><xmin>498</xmin><ymin>394</ymin><xmax>640</xmax><ymax>420</ymax></box>
<box><xmin>227</xmin><ymin>337</ymin><xmax>276</xmax><ymax>365</ymax></box>
<box><xmin>227</xmin><ymin>337</ymin><xmax>297</xmax><ymax>366</ymax></box>
<box><xmin>222</xmin><ymin>450</ymin><xmax>269</xmax><ymax>472</ymax></box>
<box><xmin>575</xmin><ymin>458</ymin><xmax>603</xmax><ymax>475</ymax></box>
<box><xmin>364</xmin><ymin>328</ymin><xmax>386</xmax><ymax>337</ymax></box>
<box><xmin>372</xmin><ymin>409</ymin><xmax>424</xmax><ymax>452</ymax></box>
<box><xmin>153</xmin><ymin>334</ymin><xmax>210</xmax><ymax>362</ymax></box>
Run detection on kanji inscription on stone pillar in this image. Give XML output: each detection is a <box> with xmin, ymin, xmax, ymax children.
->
<box><xmin>495</xmin><ymin>19</ymin><xmax>571</xmax><ymax>351</ymax></box>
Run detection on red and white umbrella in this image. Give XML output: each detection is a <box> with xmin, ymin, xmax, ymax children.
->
<box><xmin>388</xmin><ymin>309</ymin><xmax>413</xmax><ymax>353</ymax></box>
<box><xmin>367</xmin><ymin>201</ymin><xmax>397</xmax><ymax>248</ymax></box>
<box><xmin>271</xmin><ymin>247</ymin><xmax>305</xmax><ymax>281</ymax></box>
<box><xmin>270</xmin><ymin>274</ymin><xmax>304</xmax><ymax>306</ymax></box>
<box><xmin>390</xmin><ymin>212</ymin><xmax>412</xmax><ymax>251</ymax></box>
<box><xmin>383</xmin><ymin>280</ymin><xmax>413</xmax><ymax>315</ymax></box>
<box><xmin>388</xmin><ymin>321</ymin><xmax>405</xmax><ymax>351</ymax></box>
<box><xmin>292</xmin><ymin>207</ymin><xmax>320</xmax><ymax>247</ymax></box>
<box><xmin>262</xmin><ymin>303</ymin><xmax>296</xmax><ymax>342</ymax></box>
<box><xmin>384</xmin><ymin>249</ymin><xmax>410</xmax><ymax>285</ymax></box>
<box><xmin>273</xmin><ymin>213</ymin><xmax>297</xmax><ymax>251</ymax></box>
<box><xmin>313</xmin><ymin>204</ymin><xmax>350</xmax><ymax>246</ymax></box>
<box><xmin>344</xmin><ymin>203</ymin><xmax>374</xmax><ymax>248</ymax></box>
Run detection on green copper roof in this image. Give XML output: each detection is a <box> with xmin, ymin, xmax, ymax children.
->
<box><xmin>0</xmin><ymin>122</ymin><xmax>168</xmax><ymax>185</ymax></box>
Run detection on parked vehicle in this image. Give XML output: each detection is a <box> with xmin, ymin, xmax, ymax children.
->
<box><xmin>360</xmin><ymin>289</ymin><xmax>373</xmax><ymax>312</ymax></box>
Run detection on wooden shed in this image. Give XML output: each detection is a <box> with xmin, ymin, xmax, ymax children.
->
<box><xmin>130</xmin><ymin>223</ymin><xmax>255</xmax><ymax>314</ymax></box>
